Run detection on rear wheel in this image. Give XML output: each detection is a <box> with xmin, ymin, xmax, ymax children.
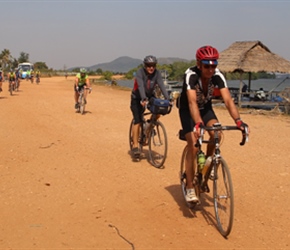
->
<box><xmin>148</xmin><ymin>120</ymin><xmax>167</xmax><ymax>168</ymax></box>
<box><xmin>213</xmin><ymin>157</ymin><xmax>234</xmax><ymax>237</ymax></box>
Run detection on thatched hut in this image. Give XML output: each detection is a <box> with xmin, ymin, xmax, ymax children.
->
<box><xmin>218</xmin><ymin>40</ymin><xmax>290</xmax><ymax>106</ymax></box>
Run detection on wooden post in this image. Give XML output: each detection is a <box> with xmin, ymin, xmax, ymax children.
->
<box><xmin>238</xmin><ymin>72</ymin><xmax>243</xmax><ymax>107</ymax></box>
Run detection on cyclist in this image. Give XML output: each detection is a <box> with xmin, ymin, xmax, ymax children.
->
<box><xmin>74</xmin><ymin>68</ymin><xmax>92</xmax><ymax>109</ymax></box>
<box><xmin>130</xmin><ymin>55</ymin><xmax>170</xmax><ymax>158</ymax></box>
<box><xmin>0</xmin><ymin>69</ymin><xmax>4</xmax><ymax>92</ymax></box>
<box><xmin>35</xmin><ymin>70</ymin><xmax>41</xmax><ymax>83</ymax></box>
<box><xmin>8</xmin><ymin>68</ymin><xmax>16</xmax><ymax>92</ymax></box>
<box><xmin>178</xmin><ymin>45</ymin><xmax>249</xmax><ymax>203</ymax></box>
<box><xmin>15</xmin><ymin>68</ymin><xmax>21</xmax><ymax>91</ymax></box>
<box><xmin>30</xmin><ymin>69</ymin><xmax>34</xmax><ymax>83</ymax></box>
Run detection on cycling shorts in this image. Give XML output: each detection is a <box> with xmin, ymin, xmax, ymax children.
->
<box><xmin>179</xmin><ymin>107</ymin><xmax>218</xmax><ymax>134</ymax></box>
<box><xmin>130</xmin><ymin>98</ymin><xmax>145</xmax><ymax>124</ymax></box>
<box><xmin>74</xmin><ymin>84</ymin><xmax>87</xmax><ymax>92</ymax></box>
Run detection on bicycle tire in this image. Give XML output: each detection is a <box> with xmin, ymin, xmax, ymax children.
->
<box><xmin>9</xmin><ymin>82</ymin><xmax>13</xmax><ymax>96</ymax></box>
<box><xmin>213</xmin><ymin>157</ymin><xmax>234</xmax><ymax>237</ymax></box>
<box><xmin>79</xmin><ymin>93</ymin><xmax>85</xmax><ymax>114</ymax></box>
<box><xmin>148</xmin><ymin>120</ymin><xmax>167</xmax><ymax>168</ymax></box>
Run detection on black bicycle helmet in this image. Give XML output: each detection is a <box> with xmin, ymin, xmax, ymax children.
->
<box><xmin>143</xmin><ymin>55</ymin><xmax>157</xmax><ymax>64</ymax></box>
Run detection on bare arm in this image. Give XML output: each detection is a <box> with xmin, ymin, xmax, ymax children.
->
<box><xmin>220</xmin><ymin>87</ymin><xmax>240</xmax><ymax>122</ymax></box>
<box><xmin>187</xmin><ymin>89</ymin><xmax>203</xmax><ymax>124</ymax></box>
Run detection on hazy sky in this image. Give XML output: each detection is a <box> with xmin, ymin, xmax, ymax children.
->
<box><xmin>1</xmin><ymin>0</ymin><xmax>290</xmax><ymax>70</ymax></box>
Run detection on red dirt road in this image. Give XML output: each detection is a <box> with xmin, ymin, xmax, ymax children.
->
<box><xmin>0</xmin><ymin>77</ymin><xmax>289</xmax><ymax>249</ymax></box>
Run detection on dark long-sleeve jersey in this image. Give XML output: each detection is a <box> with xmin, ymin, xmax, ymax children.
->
<box><xmin>131</xmin><ymin>67</ymin><xmax>169</xmax><ymax>100</ymax></box>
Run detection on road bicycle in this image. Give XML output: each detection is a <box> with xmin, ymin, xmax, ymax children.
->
<box><xmin>8</xmin><ymin>81</ymin><xmax>14</xmax><ymax>96</ymax></box>
<box><xmin>15</xmin><ymin>79</ymin><xmax>20</xmax><ymax>91</ymax></box>
<box><xmin>36</xmin><ymin>76</ymin><xmax>40</xmax><ymax>84</ymax></box>
<box><xmin>129</xmin><ymin>99</ymin><xmax>172</xmax><ymax>168</ymax></box>
<box><xmin>76</xmin><ymin>87</ymin><xmax>91</xmax><ymax>115</ymax></box>
<box><xmin>179</xmin><ymin>123</ymin><xmax>249</xmax><ymax>237</ymax></box>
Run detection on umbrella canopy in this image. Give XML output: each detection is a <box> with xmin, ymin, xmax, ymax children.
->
<box><xmin>218</xmin><ymin>40</ymin><xmax>290</xmax><ymax>74</ymax></box>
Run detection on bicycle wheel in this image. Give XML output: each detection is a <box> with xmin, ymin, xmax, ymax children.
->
<box><xmin>9</xmin><ymin>82</ymin><xmax>13</xmax><ymax>96</ymax></box>
<box><xmin>79</xmin><ymin>94</ymin><xmax>85</xmax><ymax>114</ymax></box>
<box><xmin>148</xmin><ymin>120</ymin><xmax>167</xmax><ymax>168</ymax></box>
<box><xmin>180</xmin><ymin>145</ymin><xmax>188</xmax><ymax>201</ymax></box>
<box><xmin>213</xmin><ymin>157</ymin><xmax>234</xmax><ymax>237</ymax></box>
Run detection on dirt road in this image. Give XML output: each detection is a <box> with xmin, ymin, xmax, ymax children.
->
<box><xmin>0</xmin><ymin>76</ymin><xmax>289</xmax><ymax>249</ymax></box>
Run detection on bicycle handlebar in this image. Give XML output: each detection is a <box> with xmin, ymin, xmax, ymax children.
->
<box><xmin>198</xmin><ymin>123</ymin><xmax>249</xmax><ymax>146</ymax></box>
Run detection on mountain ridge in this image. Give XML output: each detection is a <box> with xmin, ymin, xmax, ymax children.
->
<box><xmin>69</xmin><ymin>56</ymin><xmax>190</xmax><ymax>73</ymax></box>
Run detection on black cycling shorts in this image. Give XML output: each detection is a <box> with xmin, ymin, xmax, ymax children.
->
<box><xmin>179</xmin><ymin>107</ymin><xmax>218</xmax><ymax>134</ymax></box>
<box><xmin>130</xmin><ymin>98</ymin><xmax>145</xmax><ymax>124</ymax></box>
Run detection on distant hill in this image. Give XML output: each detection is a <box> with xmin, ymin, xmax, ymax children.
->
<box><xmin>69</xmin><ymin>56</ymin><xmax>190</xmax><ymax>73</ymax></box>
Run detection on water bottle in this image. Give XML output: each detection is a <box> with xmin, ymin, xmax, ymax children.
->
<box><xmin>202</xmin><ymin>156</ymin><xmax>212</xmax><ymax>176</ymax></box>
<box><xmin>197</xmin><ymin>151</ymin><xmax>206</xmax><ymax>173</ymax></box>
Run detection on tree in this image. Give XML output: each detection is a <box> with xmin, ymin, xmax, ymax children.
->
<box><xmin>34</xmin><ymin>62</ymin><xmax>49</xmax><ymax>70</ymax></box>
<box><xmin>0</xmin><ymin>49</ymin><xmax>13</xmax><ymax>70</ymax></box>
<box><xmin>96</xmin><ymin>68</ymin><xmax>103</xmax><ymax>75</ymax></box>
<box><xmin>18</xmin><ymin>52</ymin><xmax>29</xmax><ymax>63</ymax></box>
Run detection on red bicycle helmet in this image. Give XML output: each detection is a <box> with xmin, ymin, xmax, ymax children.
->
<box><xmin>196</xmin><ymin>45</ymin><xmax>219</xmax><ymax>64</ymax></box>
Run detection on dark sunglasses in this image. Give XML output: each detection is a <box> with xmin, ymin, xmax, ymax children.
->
<box><xmin>145</xmin><ymin>64</ymin><xmax>156</xmax><ymax>68</ymax></box>
<box><xmin>203</xmin><ymin>64</ymin><xmax>217</xmax><ymax>69</ymax></box>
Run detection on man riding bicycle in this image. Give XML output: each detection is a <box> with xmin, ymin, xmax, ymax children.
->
<box><xmin>15</xmin><ymin>68</ymin><xmax>21</xmax><ymax>91</ymax></box>
<box><xmin>178</xmin><ymin>45</ymin><xmax>249</xmax><ymax>203</ymax></box>
<box><xmin>130</xmin><ymin>55</ymin><xmax>171</xmax><ymax>158</ymax></box>
<box><xmin>0</xmin><ymin>69</ymin><xmax>4</xmax><ymax>92</ymax></box>
<box><xmin>8</xmin><ymin>68</ymin><xmax>16</xmax><ymax>92</ymax></box>
<box><xmin>74</xmin><ymin>68</ymin><xmax>92</xmax><ymax>109</ymax></box>
<box><xmin>35</xmin><ymin>70</ymin><xmax>41</xmax><ymax>83</ymax></box>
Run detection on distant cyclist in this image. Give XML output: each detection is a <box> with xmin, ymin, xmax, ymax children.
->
<box><xmin>130</xmin><ymin>55</ymin><xmax>171</xmax><ymax>158</ymax></box>
<box><xmin>35</xmin><ymin>70</ymin><xmax>41</xmax><ymax>83</ymax></box>
<box><xmin>30</xmin><ymin>69</ymin><xmax>34</xmax><ymax>83</ymax></box>
<box><xmin>8</xmin><ymin>68</ymin><xmax>16</xmax><ymax>92</ymax></box>
<box><xmin>15</xmin><ymin>68</ymin><xmax>21</xmax><ymax>91</ymax></box>
<box><xmin>0</xmin><ymin>69</ymin><xmax>4</xmax><ymax>92</ymax></box>
<box><xmin>74</xmin><ymin>68</ymin><xmax>92</xmax><ymax>109</ymax></box>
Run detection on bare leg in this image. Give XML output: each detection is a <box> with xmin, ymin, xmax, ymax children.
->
<box><xmin>185</xmin><ymin>132</ymin><xmax>198</xmax><ymax>189</ymax></box>
<box><xmin>132</xmin><ymin>123</ymin><xmax>141</xmax><ymax>148</ymax></box>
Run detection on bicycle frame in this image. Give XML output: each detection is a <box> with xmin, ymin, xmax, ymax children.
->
<box><xmin>180</xmin><ymin>122</ymin><xmax>249</xmax><ymax>237</ymax></box>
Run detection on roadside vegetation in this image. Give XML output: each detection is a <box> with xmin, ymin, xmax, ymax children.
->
<box><xmin>1</xmin><ymin>49</ymin><xmax>275</xmax><ymax>81</ymax></box>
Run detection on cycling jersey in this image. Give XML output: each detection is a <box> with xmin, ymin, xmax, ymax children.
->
<box><xmin>76</xmin><ymin>73</ymin><xmax>88</xmax><ymax>86</ymax></box>
<box><xmin>179</xmin><ymin>66</ymin><xmax>228</xmax><ymax>110</ymax></box>
<box><xmin>131</xmin><ymin>67</ymin><xmax>169</xmax><ymax>101</ymax></box>
<box><xmin>9</xmin><ymin>73</ymin><xmax>15</xmax><ymax>81</ymax></box>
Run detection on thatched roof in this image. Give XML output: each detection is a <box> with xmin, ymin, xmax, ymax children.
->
<box><xmin>218</xmin><ymin>40</ymin><xmax>290</xmax><ymax>74</ymax></box>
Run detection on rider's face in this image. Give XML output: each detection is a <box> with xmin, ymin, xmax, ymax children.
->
<box><xmin>145</xmin><ymin>63</ymin><xmax>156</xmax><ymax>74</ymax></box>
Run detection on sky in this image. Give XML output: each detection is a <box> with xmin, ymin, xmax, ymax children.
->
<box><xmin>1</xmin><ymin>0</ymin><xmax>290</xmax><ymax>70</ymax></box>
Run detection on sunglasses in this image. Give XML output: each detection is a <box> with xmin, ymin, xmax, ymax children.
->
<box><xmin>145</xmin><ymin>64</ymin><xmax>156</xmax><ymax>68</ymax></box>
<box><xmin>203</xmin><ymin>64</ymin><xmax>217</xmax><ymax>69</ymax></box>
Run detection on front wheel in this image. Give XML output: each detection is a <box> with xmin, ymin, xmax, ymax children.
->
<box><xmin>148</xmin><ymin>120</ymin><xmax>167</xmax><ymax>168</ymax></box>
<box><xmin>213</xmin><ymin>157</ymin><xmax>234</xmax><ymax>237</ymax></box>
<box><xmin>79</xmin><ymin>93</ymin><xmax>85</xmax><ymax>114</ymax></box>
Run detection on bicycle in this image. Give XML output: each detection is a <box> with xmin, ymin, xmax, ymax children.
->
<box><xmin>179</xmin><ymin>123</ymin><xmax>249</xmax><ymax>237</ymax></box>
<box><xmin>76</xmin><ymin>87</ymin><xmax>91</xmax><ymax>115</ymax></box>
<box><xmin>8</xmin><ymin>81</ymin><xmax>14</xmax><ymax>96</ymax></box>
<box><xmin>129</xmin><ymin>98</ymin><xmax>172</xmax><ymax>168</ymax></box>
<box><xmin>15</xmin><ymin>79</ymin><xmax>20</xmax><ymax>91</ymax></box>
<box><xmin>36</xmin><ymin>76</ymin><xmax>40</xmax><ymax>84</ymax></box>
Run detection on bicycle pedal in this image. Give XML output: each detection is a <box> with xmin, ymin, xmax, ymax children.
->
<box><xmin>201</xmin><ymin>184</ymin><xmax>210</xmax><ymax>193</ymax></box>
